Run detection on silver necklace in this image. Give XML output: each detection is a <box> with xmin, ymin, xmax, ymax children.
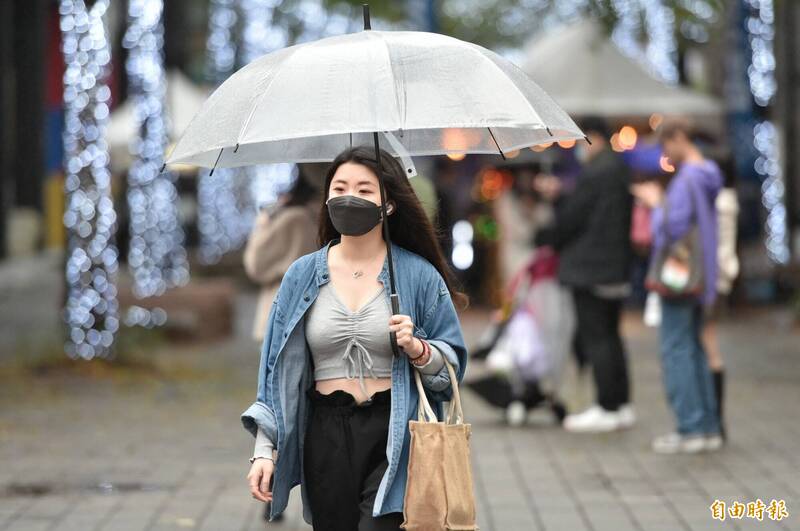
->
<box><xmin>341</xmin><ymin>255</ymin><xmax>366</xmax><ymax>279</ymax></box>
<box><xmin>337</xmin><ymin>246</ymin><xmax>384</xmax><ymax>280</ymax></box>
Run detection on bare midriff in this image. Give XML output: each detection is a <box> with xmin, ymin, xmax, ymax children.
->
<box><xmin>315</xmin><ymin>377</ymin><xmax>392</xmax><ymax>404</ymax></box>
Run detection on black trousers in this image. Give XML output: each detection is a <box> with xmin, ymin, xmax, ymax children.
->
<box><xmin>303</xmin><ymin>387</ymin><xmax>404</xmax><ymax>531</ymax></box>
<box><xmin>573</xmin><ymin>289</ymin><xmax>631</xmax><ymax>411</ymax></box>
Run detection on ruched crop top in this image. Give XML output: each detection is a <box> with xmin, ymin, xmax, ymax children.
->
<box><xmin>305</xmin><ymin>282</ymin><xmax>394</xmax><ymax>396</ymax></box>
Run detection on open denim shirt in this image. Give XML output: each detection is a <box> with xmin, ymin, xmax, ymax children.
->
<box><xmin>241</xmin><ymin>238</ymin><xmax>468</xmax><ymax>524</ymax></box>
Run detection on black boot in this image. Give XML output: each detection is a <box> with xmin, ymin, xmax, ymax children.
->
<box><xmin>712</xmin><ymin>369</ymin><xmax>726</xmax><ymax>441</ymax></box>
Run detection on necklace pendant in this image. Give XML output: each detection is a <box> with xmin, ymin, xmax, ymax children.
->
<box><xmin>353</xmin><ymin>270</ymin><xmax>364</xmax><ymax>279</ymax></box>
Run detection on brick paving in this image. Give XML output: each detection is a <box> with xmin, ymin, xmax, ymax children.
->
<box><xmin>1</xmin><ymin>272</ymin><xmax>799</xmax><ymax>530</ymax></box>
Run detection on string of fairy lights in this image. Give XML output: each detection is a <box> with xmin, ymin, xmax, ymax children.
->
<box><xmin>60</xmin><ymin>0</ymin><xmax>119</xmax><ymax>359</ymax></box>
<box><xmin>123</xmin><ymin>0</ymin><xmax>189</xmax><ymax>311</ymax></box>
<box><xmin>240</xmin><ymin>0</ymin><xmax>297</xmax><ymax>210</ymax></box>
<box><xmin>744</xmin><ymin>0</ymin><xmax>788</xmax><ymax>264</ymax></box>
<box><xmin>198</xmin><ymin>0</ymin><xmax>351</xmax><ymax>262</ymax></box>
<box><xmin>197</xmin><ymin>0</ymin><xmax>254</xmax><ymax>265</ymax></box>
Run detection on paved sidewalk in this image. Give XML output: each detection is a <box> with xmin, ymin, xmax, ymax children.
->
<box><xmin>1</xmin><ymin>290</ymin><xmax>799</xmax><ymax>531</ymax></box>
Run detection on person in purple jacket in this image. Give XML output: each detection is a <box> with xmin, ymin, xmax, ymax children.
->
<box><xmin>632</xmin><ymin>118</ymin><xmax>723</xmax><ymax>454</ymax></box>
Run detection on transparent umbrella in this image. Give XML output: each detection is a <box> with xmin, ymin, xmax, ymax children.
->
<box><xmin>165</xmin><ymin>6</ymin><xmax>585</xmax><ymax>355</ymax></box>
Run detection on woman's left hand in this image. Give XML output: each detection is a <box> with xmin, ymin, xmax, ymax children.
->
<box><xmin>389</xmin><ymin>314</ymin><xmax>423</xmax><ymax>357</ymax></box>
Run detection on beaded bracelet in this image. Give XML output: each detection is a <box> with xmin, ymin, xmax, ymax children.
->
<box><xmin>408</xmin><ymin>338</ymin><xmax>429</xmax><ymax>363</ymax></box>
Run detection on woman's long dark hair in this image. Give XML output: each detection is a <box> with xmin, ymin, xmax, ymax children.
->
<box><xmin>318</xmin><ymin>146</ymin><xmax>468</xmax><ymax>310</ymax></box>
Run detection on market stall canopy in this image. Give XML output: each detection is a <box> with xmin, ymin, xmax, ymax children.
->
<box><xmin>107</xmin><ymin>70</ymin><xmax>210</xmax><ymax>172</ymax></box>
<box><xmin>521</xmin><ymin>20</ymin><xmax>722</xmax><ymax>117</ymax></box>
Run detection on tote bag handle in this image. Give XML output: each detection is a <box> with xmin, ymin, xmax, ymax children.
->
<box><xmin>413</xmin><ymin>357</ymin><xmax>464</xmax><ymax>425</ymax></box>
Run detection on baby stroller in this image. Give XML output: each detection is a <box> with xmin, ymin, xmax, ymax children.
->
<box><xmin>467</xmin><ymin>248</ymin><xmax>574</xmax><ymax>426</ymax></box>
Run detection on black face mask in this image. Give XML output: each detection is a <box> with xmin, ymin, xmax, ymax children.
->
<box><xmin>326</xmin><ymin>195</ymin><xmax>384</xmax><ymax>236</ymax></box>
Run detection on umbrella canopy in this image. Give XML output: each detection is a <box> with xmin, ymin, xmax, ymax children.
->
<box><xmin>521</xmin><ymin>20</ymin><xmax>722</xmax><ymax>117</ymax></box>
<box><xmin>165</xmin><ymin>29</ymin><xmax>584</xmax><ymax>169</ymax></box>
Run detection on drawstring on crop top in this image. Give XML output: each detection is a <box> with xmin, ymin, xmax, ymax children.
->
<box><xmin>342</xmin><ymin>336</ymin><xmax>378</xmax><ymax>396</ymax></box>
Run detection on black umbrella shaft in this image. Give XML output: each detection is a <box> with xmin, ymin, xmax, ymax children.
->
<box><xmin>363</xmin><ymin>4</ymin><xmax>371</xmax><ymax>30</ymax></box>
<box><xmin>373</xmin><ymin>132</ymin><xmax>397</xmax><ymax>295</ymax></box>
<box><xmin>373</xmin><ymin>132</ymin><xmax>402</xmax><ymax>358</ymax></box>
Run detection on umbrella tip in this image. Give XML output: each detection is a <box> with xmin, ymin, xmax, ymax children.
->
<box><xmin>362</xmin><ymin>4</ymin><xmax>371</xmax><ymax>30</ymax></box>
<box><xmin>584</xmin><ymin>135</ymin><xmax>592</xmax><ymax>146</ymax></box>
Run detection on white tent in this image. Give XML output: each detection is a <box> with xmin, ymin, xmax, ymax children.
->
<box><xmin>107</xmin><ymin>70</ymin><xmax>210</xmax><ymax>172</ymax></box>
<box><xmin>521</xmin><ymin>20</ymin><xmax>722</xmax><ymax>117</ymax></box>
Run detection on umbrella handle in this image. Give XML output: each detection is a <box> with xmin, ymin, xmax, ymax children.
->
<box><xmin>390</xmin><ymin>293</ymin><xmax>402</xmax><ymax>357</ymax></box>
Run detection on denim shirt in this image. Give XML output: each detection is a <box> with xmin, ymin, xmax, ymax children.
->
<box><xmin>241</xmin><ymin>238</ymin><xmax>468</xmax><ymax>524</ymax></box>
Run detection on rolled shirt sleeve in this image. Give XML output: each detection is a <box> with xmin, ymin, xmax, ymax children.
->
<box><xmin>415</xmin><ymin>270</ymin><xmax>468</xmax><ymax>403</ymax></box>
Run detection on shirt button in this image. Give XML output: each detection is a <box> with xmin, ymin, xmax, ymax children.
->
<box><xmin>304</xmin><ymin>295</ymin><xmax>310</xmax><ymax>302</ymax></box>
<box><xmin>283</xmin><ymin>332</ymin><xmax>288</xmax><ymax>338</ymax></box>
<box><xmin>322</xmin><ymin>273</ymin><xmax>328</xmax><ymax>279</ymax></box>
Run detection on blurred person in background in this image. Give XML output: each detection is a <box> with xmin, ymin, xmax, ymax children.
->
<box><xmin>632</xmin><ymin>118</ymin><xmax>723</xmax><ymax>454</ymax></box>
<box><xmin>244</xmin><ymin>165</ymin><xmax>323</xmax><ymax>342</ymax></box>
<box><xmin>408</xmin><ymin>171</ymin><xmax>438</xmax><ymax>223</ymax></box>
<box><xmin>496</xmin><ymin>165</ymin><xmax>552</xmax><ymax>286</ymax></box>
<box><xmin>702</xmin><ymin>154</ymin><xmax>739</xmax><ymax>442</ymax></box>
<box><xmin>534</xmin><ymin>116</ymin><xmax>635</xmax><ymax>433</ymax></box>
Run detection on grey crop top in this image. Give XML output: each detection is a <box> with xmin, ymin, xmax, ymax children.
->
<box><xmin>305</xmin><ymin>282</ymin><xmax>394</xmax><ymax>395</ymax></box>
<box><xmin>251</xmin><ymin>281</ymin><xmax>446</xmax><ymax>463</ymax></box>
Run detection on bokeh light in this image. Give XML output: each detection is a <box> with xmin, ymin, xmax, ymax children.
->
<box><xmin>60</xmin><ymin>0</ymin><xmax>119</xmax><ymax>359</ymax></box>
<box><xmin>612</xmin><ymin>0</ymin><xmax>677</xmax><ymax>83</ymax></box>
<box><xmin>196</xmin><ymin>0</ymin><xmax>254</xmax><ymax>265</ymax></box>
<box><xmin>557</xmin><ymin>139</ymin><xmax>576</xmax><ymax>149</ymax></box>
<box><xmin>123</xmin><ymin>0</ymin><xmax>189</xmax><ymax>300</ymax></box>
<box><xmin>659</xmin><ymin>155</ymin><xmax>675</xmax><ymax>173</ymax></box>
<box><xmin>619</xmin><ymin>126</ymin><xmax>638</xmax><ymax>150</ymax></box>
<box><xmin>745</xmin><ymin>0</ymin><xmax>787</xmax><ymax>264</ymax></box>
<box><xmin>240</xmin><ymin>0</ymin><xmax>296</xmax><ymax>215</ymax></box>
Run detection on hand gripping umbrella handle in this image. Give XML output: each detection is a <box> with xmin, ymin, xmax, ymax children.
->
<box><xmin>389</xmin><ymin>293</ymin><xmax>402</xmax><ymax>357</ymax></box>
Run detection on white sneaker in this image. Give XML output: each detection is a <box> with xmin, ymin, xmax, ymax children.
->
<box><xmin>652</xmin><ymin>433</ymin><xmax>706</xmax><ymax>454</ymax></box>
<box><xmin>563</xmin><ymin>405</ymin><xmax>621</xmax><ymax>433</ymax></box>
<box><xmin>617</xmin><ymin>404</ymin><xmax>637</xmax><ymax>429</ymax></box>
<box><xmin>505</xmin><ymin>400</ymin><xmax>527</xmax><ymax>427</ymax></box>
<box><xmin>704</xmin><ymin>434</ymin><xmax>724</xmax><ymax>451</ymax></box>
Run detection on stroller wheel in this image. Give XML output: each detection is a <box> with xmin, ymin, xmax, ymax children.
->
<box><xmin>506</xmin><ymin>400</ymin><xmax>527</xmax><ymax>427</ymax></box>
<box><xmin>550</xmin><ymin>401</ymin><xmax>568</xmax><ymax>424</ymax></box>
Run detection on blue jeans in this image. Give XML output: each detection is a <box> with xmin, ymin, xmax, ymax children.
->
<box><xmin>659</xmin><ymin>300</ymin><xmax>720</xmax><ymax>436</ymax></box>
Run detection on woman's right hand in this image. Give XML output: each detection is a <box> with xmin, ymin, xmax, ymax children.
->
<box><xmin>247</xmin><ymin>458</ymin><xmax>274</xmax><ymax>503</ymax></box>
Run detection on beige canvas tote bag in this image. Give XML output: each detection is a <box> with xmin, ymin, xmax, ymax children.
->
<box><xmin>401</xmin><ymin>357</ymin><xmax>478</xmax><ymax>531</ymax></box>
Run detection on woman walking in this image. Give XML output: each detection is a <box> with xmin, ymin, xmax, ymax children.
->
<box><xmin>242</xmin><ymin>146</ymin><xmax>468</xmax><ymax>530</ymax></box>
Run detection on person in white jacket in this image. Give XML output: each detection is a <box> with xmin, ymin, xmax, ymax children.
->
<box><xmin>702</xmin><ymin>165</ymin><xmax>739</xmax><ymax>441</ymax></box>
